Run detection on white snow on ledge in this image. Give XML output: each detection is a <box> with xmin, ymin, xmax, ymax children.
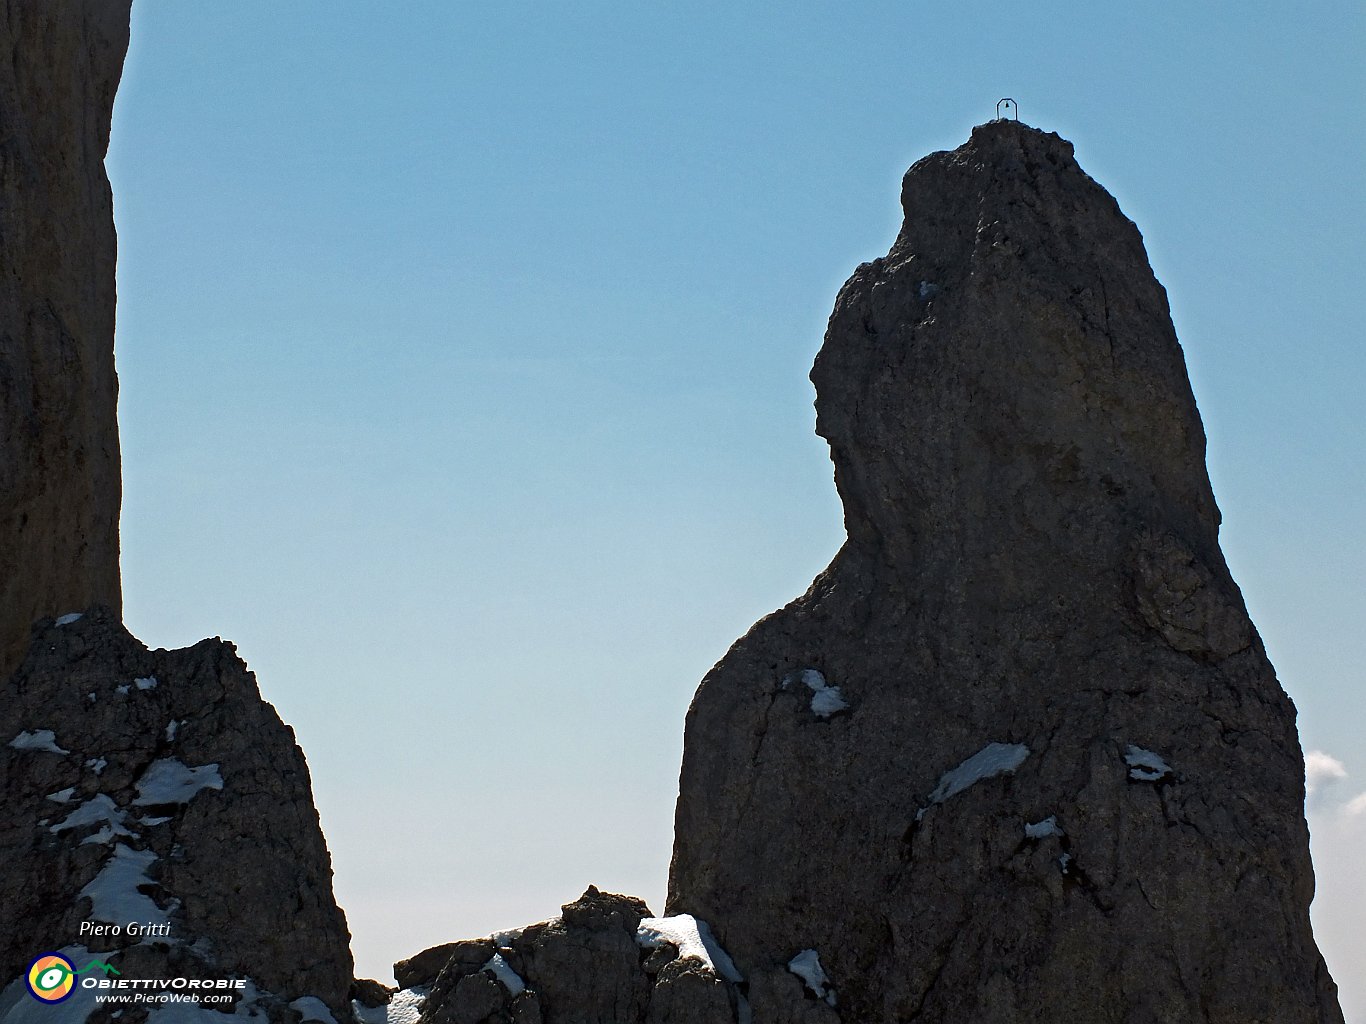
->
<box><xmin>133</xmin><ymin>759</ymin><xmax>224</xmax><ymax>805</ymax></box>
<box><xmin>289</xmin><ymin>996</ymin><xmax>338</xmax><ymax>1024</ymax></box>
<box><xmin>51</xmin><ymin>793</ymin><xmax>137</xmax><ymax>846</ymax></box>
<box><xmin>354</xmin><ymin>987</ymin><xmax>427</xmax><ymax>1024</ymax></box>
<box><xmin>787</xmin><ymin>949</ymin><xmax>837</xmax><ymax>1006</ymax></box>
<box><xmin>918</xmin><ymin>742</ymin><xmax>1030</xmax><ymax>819</ymax></box>
<box><xmin>1124</xmin><ymin>745</ymin><xmax>1172</xmax><ymax>782</ymax></box>
<box><xmin>1024</xmin><ymin>815</ymin><xmax>1064</xmax><ymax>839</ymax></box>
<box><xmin>480</xmin><ymin>953</ymin><xmax>526</xmax><ymax>996</ymax></box>
<box><xmin>636</xmin><ymin>915</ymin><xmax>743</xmax><ymax>983</ymax></box>
<box><xmin>782</xmin><ymin>668</ymin><xmax>850</xmax><ymax>718</ymax></box>
<box><xmin>80</xmin><ymin>843</ymin><xmax>169</xmax><ymax>928</ymax></box>
<box><xmin>54</xmin><ymin>612</ymin><xmax>83</xmax><ymax>626</ymax></box>
<box><xmin>8</xmin><ymin>729</ymin><xmax>69</xmax><ymax>754</ymax></box>
<box><xmin>489</xmin><ymin>917</ymin><xmax>557</xmax><ymax>948</ymax></box>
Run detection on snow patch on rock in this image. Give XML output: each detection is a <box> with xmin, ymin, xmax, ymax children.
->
<box><xmin>782</xmin><ymin>668</ymin><xmax>850</xmax><ymax>718</ymax></box>
<box><xmin>353</xmin><ymin>988</ymin><xmax>427</xmax><ymax>1024</ymax></box>
<box><xmin>787</xmin><ymin>948</ymin><xmax>837</xmax><ymax>1006</ymax></box>
<box><xmin>79</xmin><ymin>843</ymin><xmax>169</xmax><ymax>929</ymax></box>
<box><xmin>1025</xmin><ymin>815</ymin><xmax>1064</xmax><ymax>839</ymax></box>
<box><xmin>288</xmin><ymin>997</ymin><xmax>338</xmax><ymax>1024</ymax></box>
<box><xmin>917</xmin><ymin>742</ymin><xmax>1030</xmax><ymax>819</ymax></box>
<box><xmin>133</xmin><ymin>759</ymin><xmax>223</xmax><ymax>806</ymax></box>
<box><xmin>51</xmin><ymin>794</ymin><xmax>136</xmax><ymax>846</ymax></box>
<box><xmin>480</xmin><ymin>953</ymin><xmax>526</xmax><ymax>996</ymax></box>
<box><xmin>1124</xmin><ymin>745</ymin><xmax>1172</xmax><ymax>782</ymax></box>
<box><xmin>636</xmin><ymin>915</ymin><xmax>743</xmax><ymax>983</ymax></box>
<box><xmin>9</xmin><ymin>729</ymin><xmax>69</xmax><ymax>754</ymax></box>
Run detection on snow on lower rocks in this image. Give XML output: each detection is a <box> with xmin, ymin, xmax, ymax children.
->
<box><xmin>141</xmin><ymin>980</ymin><xmax>338</xmax><ymax>1024</ymax></box>
<box><xmin>288</xmin><ymin>996</ymin><xmax>339</xmax><ymax>1024</ymax></box>
<box><xmin>404</xmin><ymin>888</ymin><xmax>754</xmax><ymax>1023</ymax></box>
<box><xmin>3</xmin><ymin>611</ymin><xmax>354</xmax><ymax>1019</ymax></box>
<box><xmin>637</xmin><ymin>913</ymin><xmax>751</xmax><ymax>1023</ymax></box>
<box><xmin>636</xmin><ymin>914</ymin><xmax>743</xmax><ymax>983</ymax></box>
<box><xmin>141</xmin><ymin>982</ymin><xmax>270</xmax><ymax>1024</ymax></box>
<box><xmin>0</xmin><ymin>948</ymin><xmax>336</xmax><ymax>1024</ymax></box>
<box><xmin>0</xmin><ymin>946</ymin><xmax>100</xmax><ymax>1024</ymax></box>
<box><xmin>79</xmin><ymin>842</ymin><xmax>172</xmax><ymax>929</ymax></box>
<box><xmin>353</xmin><ymin>988</ymin><xmax>427</xmax><ymax>1024</ymax></box>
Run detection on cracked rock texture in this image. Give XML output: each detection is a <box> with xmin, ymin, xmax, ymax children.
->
<box><xmin>667</xmin><ymin>120</ymin><xmax>1343</xmax><ymax>1022</ymax></box>
<box><xmin>0</xmin><ymin>609</ymin><xmax>354</xmax><ymax>1019</ymax></box>
<box><xmin>0</xmin><ymin>0</ymin><xmax>131</xmax><ymax>681</ymax></box>
<box><xmin>400</xmin><ymin>887</ymin><xmax>821</xmax><ymax>1024</ymax></box>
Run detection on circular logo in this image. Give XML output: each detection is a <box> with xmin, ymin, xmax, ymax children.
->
<box><xmin>26</xmin><ymin>954</ymin><xmax>76</xmax><ymax>1003</ymax></box>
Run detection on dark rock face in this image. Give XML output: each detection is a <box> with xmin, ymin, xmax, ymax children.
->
<box><xmin>667</xmin><ymin>121</ymin><xmax>1343</xmax><ymax>1022</ymax></box>
<box><xmin>0</xmin><ymin>0</ymin><xmax>130</xmax><ymax>680</ymax></box>
<box><xmin>401</xmin><ymin>887</ymin><xmax>801</xmax><ymax>1024</ymax></box>
<box><xmin>0</xmin><ymin>609</ymin><xmax>354</xmax><ymax>1019</ymax></box>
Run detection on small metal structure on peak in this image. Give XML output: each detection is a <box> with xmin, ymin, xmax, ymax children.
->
<box><xmin>996</xmin><ymin>97</ymin><xmax>1019</xmax><ymax>121</ymax></box>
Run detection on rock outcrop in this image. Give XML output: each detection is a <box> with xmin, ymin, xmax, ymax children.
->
<box><xmin>387</xmin><ymin>886</ymin><xmax>829</xmax><ymax>1024</ymax></box>
<box><xmin>667</xmin><ymin>120</ymin><xmax>1344</xmax><ymax>1022</ymax></box>
<box><xmin>0</xmin><ymin>0</ymin><xmax>129</xmax><ymax>681</ymax></box>
<box><xmin>0</xmin><ymin>608</ymin><xmax>354</xmax><ymax>1021</ymax></box>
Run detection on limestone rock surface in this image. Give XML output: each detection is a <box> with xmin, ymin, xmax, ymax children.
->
<box><xmin>0</xmin><ymin>0</ymin><xmax>130</xmax><ymax>680</ymax></box>
<box><xmin>393</xmin><ymin>886</ymin><xmax>821</xmax><ymax>1024</ymax></box>
<box><xmin>0</xmin><ymin>608</ymin><xmax>354</xmax><ymax>1021</ymax></box>
<box><xmin>667</xmin><ymin>120</ymin><xmax>1343</xmax><ymax>1023</ymax></box>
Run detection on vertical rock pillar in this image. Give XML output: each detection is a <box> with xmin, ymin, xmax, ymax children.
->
<box><xmin>0</xmin><ymin>0</ymin><xmax>131</xmax><ymax>680</ymax></box>
<box><xmin>668</xmin><ymin>121</ymin><xmax>1343</xmax><ymax>1023</ymax></box>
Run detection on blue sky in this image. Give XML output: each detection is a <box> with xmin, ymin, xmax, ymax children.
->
<box><xmin>108</xmin><ymin>1</ymin><xmax>1364</xmax><ymax>1008</ymax></box>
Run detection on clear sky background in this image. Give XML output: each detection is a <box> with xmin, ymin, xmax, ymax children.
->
<box><xmin>107</xmin><ymin>1</ymin><xmax>1364</xmax><ymax>1013</ymax></box>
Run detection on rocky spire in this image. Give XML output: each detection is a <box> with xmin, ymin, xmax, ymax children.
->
<box><xmin>0</xmin><ymin>610</ymin><xmax>355</xmax><ymax>1019</ymax></box>
<box><xmin>667</xmin><ymin>120</ymin><xmax>1344</xmax><ymax>1022</ymax></box>
<box><xmin>0</xmin><ymin>0</ymin><xmax>130</xmax><ymax>680</ymax></box>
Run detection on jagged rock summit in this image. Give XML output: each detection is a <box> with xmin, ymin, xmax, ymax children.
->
<box><xmin>0</xmin><ymin>0</ymin><xmax>129</xmax><ymax>681</ymax></box>
<box><xmin>0</xmin><ymin>609</ymin><xmax>354</xmax><ymax>1022</ymax></box>
<box><xmin>667</xmin><ymin>120</ymin><xmax>1344</xmax><ymax>1022</ymax></box>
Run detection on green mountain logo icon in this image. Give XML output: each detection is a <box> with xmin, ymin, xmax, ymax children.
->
<box><xmin>76</xmin><ymin>962</ymin><xmax>120</xmax><ymax>977</ymax></box>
